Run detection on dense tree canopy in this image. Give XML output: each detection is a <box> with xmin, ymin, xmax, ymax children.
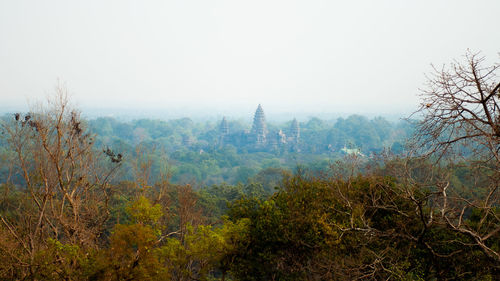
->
<box><xmin>0</xmin><ymin>51</ymin><xmax>498</xmax><ymax>280</ymax></box>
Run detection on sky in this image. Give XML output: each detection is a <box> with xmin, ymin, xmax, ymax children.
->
<box><xmin>0</xmin><ymin>0</ymin><xmax>499</xmax><ymax>119</ymax></box>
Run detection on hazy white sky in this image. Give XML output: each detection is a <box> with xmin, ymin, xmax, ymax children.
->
<box><xmin>0</xmin><ymin>0</ymin><xmax>499</xmax><ymax>116</ymax></box>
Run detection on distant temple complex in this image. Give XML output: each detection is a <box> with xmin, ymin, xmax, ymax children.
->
<box><xmin>219</xmin><ymin>105</ymin><xmax>300</xmax><ymax>151</ymax></box>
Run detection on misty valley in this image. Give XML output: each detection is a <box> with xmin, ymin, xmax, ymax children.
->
<box><xmin>2</xmin><ymin>0</ymin><xmax>500</xmax><ymax>279</ymax></box>
<box><xmin>82</xmin><ymin>105</ymin><xmax>413</xmax><ymax>187</ymax></box>
<box><xmin>1</xmin><ymin>52</ymin><xmax>500</xmax><ymax>280</ymax></box>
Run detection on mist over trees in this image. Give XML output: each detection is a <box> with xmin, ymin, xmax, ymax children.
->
<box><xmin>80</xmin><ymin>113</ymin><xmax>413</xmax><ymax>186</ymax></box>
<box><xmin>0</xmin><ymin>51</ymin><xmax>498</xmax><ymax>280</ymax></box>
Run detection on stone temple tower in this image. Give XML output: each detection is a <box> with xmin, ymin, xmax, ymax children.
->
<box><xmin>251</xmin><ymin>104</ymin><xmax>267</xmax><ymax>145</ymax></box>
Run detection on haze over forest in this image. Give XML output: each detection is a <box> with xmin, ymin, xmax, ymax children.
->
<box><xmin>1</xmin><ymin>0</ymin><xmax>499</xmax><ymax>119</ymax></box>
<box><xmin>1</xmin><ymin>1</ymin><xmax>500</xmax><ymax>280</ymax></box>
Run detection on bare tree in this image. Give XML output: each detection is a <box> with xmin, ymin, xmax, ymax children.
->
<box><xmin>0</xmin><ymin>84</ymin><xmax>121</xmax><ymax>277</ymax></box>
<box><xmin>414</xmin><ymin>50</ymin><xmax>500</xmax><ymax>160</ymax></box>
<box><xmin>412</xmin><ymin>50</ymin><xmax>500</xmax><ymax>262</ymax></box>
<box><xmin>328</xmin><ymin>51</ymin><xmax>500</xmax><ymax>278</ymax></box>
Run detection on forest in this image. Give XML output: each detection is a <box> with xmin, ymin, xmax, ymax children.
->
<box><xmin>0</xmin><ymin>52</ymin><xmax>498</xmax><ymax>280</ymax></box>
<box><xmin>82</xmin><ymin>112</ymin><xmax>413</xmax><ymax>186</ymax></box>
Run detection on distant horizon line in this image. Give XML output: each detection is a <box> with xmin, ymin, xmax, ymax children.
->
<box><xmin>0</xmin><ymin>103</ymin><xmax>415</xmax><ymax>115</ymax></box>
<box><xmin>0</xmin><ymin>105</ymin><xmax>413</xmax><ymax>123</ymax></box>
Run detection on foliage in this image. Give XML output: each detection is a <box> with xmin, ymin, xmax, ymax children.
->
<box><xmin>0</xmin><ymin>51</ymin><xmax>498</xmax><ymax>279</ymax></box>
<box><xmin>77</xmin><ymin>114</ymin><xmax>414</xmax><ymax>187</ymax></box>
<box><xmin>227</xmin><ymin>173</ymin><xmax>500</xmax><ymax>280</ymax></box>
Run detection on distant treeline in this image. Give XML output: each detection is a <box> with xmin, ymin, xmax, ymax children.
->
<box><xmin>1</xmin><ymin>50</ymin><xmax>498</xmax><ymax>280</ymax></box>
<box><xmin>80</xmin><ymin>115</ymin><xmax>414</xmax><ymax>186</ymax></box>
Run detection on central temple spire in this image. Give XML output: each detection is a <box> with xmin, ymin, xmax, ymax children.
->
<box><xmin>251</xmin><ymin>104</ymin><xmax>267</xmax><ymax>144</ymax></box>
<box><xmin>251</xmin><ymin>104</ymin><xmax>266</xmax><ymax>134</ymax></box>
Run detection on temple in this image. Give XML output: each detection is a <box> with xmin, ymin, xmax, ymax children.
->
<box><xmin>218</xmin><ymin>105</ymin><xmax>300</xmax><ymax>152</ymax></box>
<box><xmin>251</xmin><ymin>104</ymin><xmax>267</xmax><ymax>145</ymax></box>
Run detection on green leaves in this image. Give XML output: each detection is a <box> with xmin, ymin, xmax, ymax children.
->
<box><xmin>225</xmin><ymin>173</ymin><xmax>500</xmax><ymax>280</ymax></box>
<box><xmin>126</xmin><ymin>196</ymin><xmax>163</xmax><ymax>229</ymax></box>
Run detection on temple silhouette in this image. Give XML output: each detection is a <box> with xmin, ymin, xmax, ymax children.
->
<box><xmin>219</xmin><ymin>105</ymin><xmax>300</xmax><ymax>152</ymax></box>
